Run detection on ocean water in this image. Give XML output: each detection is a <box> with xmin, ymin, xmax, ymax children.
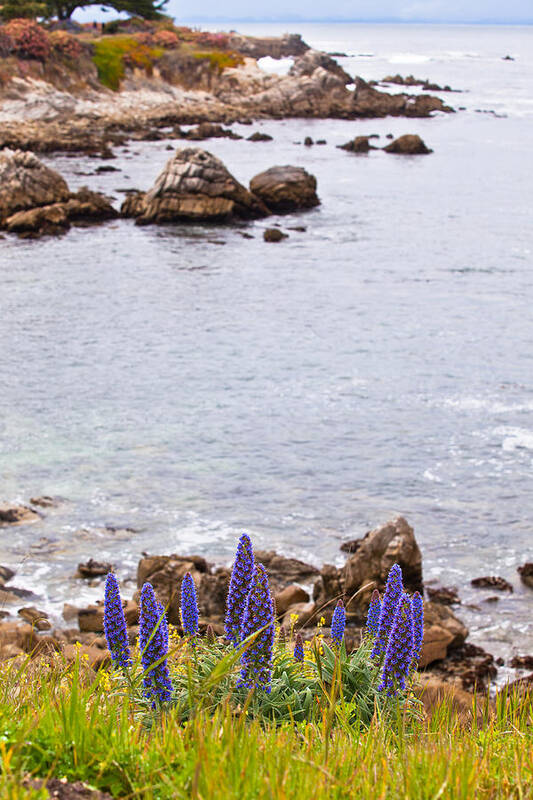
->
<box><xmin>1</xmin><ymin>23</ymin><xmax>532</xmax><ymax>667</ymax></box>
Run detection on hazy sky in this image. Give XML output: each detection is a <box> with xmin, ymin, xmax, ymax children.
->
<box><xmin>73</xmin><ymin>0</ymin><xmax>533</xmax><ymax>23</ymax></box>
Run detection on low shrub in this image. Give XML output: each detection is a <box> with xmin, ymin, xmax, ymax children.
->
<box><xmin>194</xmin><ymin>31</ymin><xmax>231</xmax><ymax>50</ymax></box>
<box><xmin>153</xmin><ymin>29</ymin><xmax>179</xmax><ymax>49</ymax></box>
<box><xmin>193</xmin><ymin>50</ymin><xmax>244</xmax><ymax>72</ymax></box>
<box><xmin>4</xmin><ymin>18</ymin><xmax>50</xmax><ymax>61</ymax></box>
<box><xmin>92</xmin><ymin>35</ymin><xmax>163</xmax><ymax>91</ymax></box>
<box><xmin>0</xmin><ymin>28</ymin><xmax>13</xmax><ymax>58</ymax></box>
<box><xmin>49</xmin><ymin>30</ymin><xmax>83</xmax><ymax>61</ymax></box>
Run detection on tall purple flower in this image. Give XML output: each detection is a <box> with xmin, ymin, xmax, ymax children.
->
<box><xmin>181</xmin><ymin>572</ymin><xmax>199</xmax><ymax>638</ymax></box>
<box><xmin>293</xmin><ymin>632</ymin><xmax>304</xmax><ymax>663</ymax></box>
<box><xmin>378</xmin><ymin>593</ymin><xmax>414</xmax><ymax>696</ymax></box>
<box><xmin>366</xmin><ymin>589</ymin><xmax>381</xmax><ymax>638</ymax></box>
<box><xmin>103</xmin><ymin>573</ymin><xmax>131</xmax><ymax>669</ymax></box>
<box><xmin>238</xmin><ymin>563</ymin><xmax>274</xmax><ymax>693</ymax></box>
<box><xmin>225</xmin><ymin>533</ymin><xmax>254</xmax><ymax>646</ymax></box>
<box><xmin>411</xmin><ymin>590</ymin><xmax>424</xmax><ymax>665</ymax></box>
<box><xmin>139</xmin><ymin>583</ymin><xmax>173</xmax><ymax>706</ymax></box>
<box><xmin>331</xmin><ymin>600</ymin><xmax>346</xmax><ymax>648</ymax></box>
<box><xmin>371</xmin><ymin>564</ymin><xmax>403</xmax><ymax>659</ymax></box>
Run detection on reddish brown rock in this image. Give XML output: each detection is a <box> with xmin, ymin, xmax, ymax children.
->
<box><xmin>383</xmin><ymin>134</ymin><xmax>432</xmax><ymax>154</ymax></box>
<box><xmin>282</xmin><ymin>601</ymin><xmax>317</xmax><ymax>629</ymax></box>
<box><xmin>342</xmin><ymin>516</ymin><xmax>423</xmax><ymax>617</ymax></box>
<box><xmin>250</xmin><ymin>166</ymin><xmax>319</xmax><ymax>212</ymax></box>
<box><xmin>76</xmin><ymin>559</ymin><xmax>113</xmax><ymax>579</ymax></box>
<box><xmin>338</xmin><ymin>135</ymin><xmax>378</xmax><ymax>153</ymax></box>
<box><xmin>274</xmin><ymin>585</ymin><xmax>310</xmax><ymax>617</ymax></box>
<box><xmin>0</xmin><ymin>504</ymin><xmax>40</xmax><ymax>526</ymax></box>
<box><xmin>517</xmin><ymin>562</ymin><xmax>533</xmax><ymax>589</ymax></box>
<box><xmin>471</xmin><ymin>576</ymin><xmax>513</xmax><ymax>592</ymax></box>
<box><xmin>18</xmin><ymin>606</ymin><xmax>51</xmax><ymax>631</ymax></box>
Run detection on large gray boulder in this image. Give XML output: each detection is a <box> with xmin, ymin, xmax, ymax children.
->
<box><xmin>121</xmin><ymin>147</ymin><xmax>270</xmax><ymax>224</ymax></box>
<box><xmin>0</xmin><ymin>149</ymin><xmax>69</xmax><ymax>222</ymax></box>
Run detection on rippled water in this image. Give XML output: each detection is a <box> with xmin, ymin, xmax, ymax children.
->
<box><xmin>1</xmin><ymin>24</ymin><xmax>532</xmax><ymax>664</ymax></box>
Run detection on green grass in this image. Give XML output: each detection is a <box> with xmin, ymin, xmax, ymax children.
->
<box><xmin>92</xmin><ymin>36</ymin><xmax>164</xmax><ymax>91</ymax></box>
<box><xmin>0</xmin><ymin>640</ymin><xmax>531</xmax><ymax>799</ymax></box>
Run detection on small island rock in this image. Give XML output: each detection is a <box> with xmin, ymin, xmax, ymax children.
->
<box><xmin>250</xmin><ymin>165</ymin><xmax>319</xmax><ymax>212</ymax></box>
<box><xmin>383</xmin><ymin>134</ymin><xmax>433</xmax><ymax>154</ymax></box>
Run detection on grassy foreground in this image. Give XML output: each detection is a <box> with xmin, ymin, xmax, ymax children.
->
<box><xmin>0</xmin><ymin>650</ymin><xmax>531</xmax><ymax>800</ymax></box>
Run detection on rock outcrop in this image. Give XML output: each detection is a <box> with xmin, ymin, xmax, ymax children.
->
<box><xmin>383</xmin><ymin>134</ymin><xmax>432</xmax><ymax>154</ymax></box>
<box><xmin>121</xmin><ymin>147</ymin><xmax>270</xmax><ymax>224</ymax></box>
<box><xmin>0</xmin><ymin>149</ymin><xmax>69</xmax><ymax>220</ymax></box>
<box><xmin>0</xmin><ymin>150</ymin><xmax>118</xmax><ymax>236</ymax></box>
<box><xmin>250</xmin><ymin>166</ymin><xmax>319</xmax><ymax>212</ymax></box>
<box><xmin>341</xmin><ymin>516</ymin><xmax>424</xmax><ymax>615</ymax></box>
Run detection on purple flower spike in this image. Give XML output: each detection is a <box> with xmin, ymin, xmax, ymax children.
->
<box><xmin>371</xmin><ymin>563</ymin><xmax>403</xmax><ymax>659</ymax></box>
<box><xmin>238</xmin><ymin>563</ymin><xmax>274</xmax><ymax>693</ymax></box>
<box><xmin>366</xmin><ymin>589</ymin><xmax>381</xmax><ymax>638</ymax></box>
<box><xmin>103</xmin><ymin>573</ymin><xmax>131</xmax><ymax>669</ymax></box>
<box><xmin>412</xmin><ymin>590</ymin><xmax>424</xmax><ymax>665</ymax></box>
<box><xmin>225</xmin><ymin>533</ymin><xmax>254</xmax><ymax>646</ymax></box>
<box><xmin>331</xmin><ymin>600</ymin><xmax>346</xmax><ymax>648</ymax></box>
<box><xmin>378</xmin><ymin>593</ymin><xmax>414</xmax><ymax>696</ymax></box>
<box><xmin>181</xmin><ymin>572</ymin><xmax>199</xmax><ymax>637</ymax></box>
<box><xmin>293</xmin><ymin>633</ymin><xmax>304</xmax><ymax>663</ymax></box>
<box><xmin>139</xmin><ymin>583</ymin><xmax>173</xmax><ymax>706</ymax></box>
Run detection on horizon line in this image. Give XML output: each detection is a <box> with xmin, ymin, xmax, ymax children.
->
<box><xmin>179</xmin><ymin>17</ymin><xmax>533</xmax><ymax>25</ymax></box>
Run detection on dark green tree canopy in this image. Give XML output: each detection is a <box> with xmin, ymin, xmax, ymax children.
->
<box><xmin>45</xmin><ymin>1</ymin><xmax>169</xmax><ymax>20</ymax></box>
<box><xmin>0</xmin><ymin>1</ymin><xmax>49</xmax><ymax>20</ymax></box>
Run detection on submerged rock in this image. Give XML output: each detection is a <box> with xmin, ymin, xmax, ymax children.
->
<box><xmin>517</xmin><ymin>562</ymin><xmax>533</xmax><ymax>588</ymax></box>
<box><xmin>471</xmin><ymin>576</ymin><xmax>513</xmax><ymax>592</ymax></box>
<box><xmin>263</xmin><ymin>228</ymin><xmax>288</xmax><ymax>242</ymax></box>
<box><xmin>383</xmin><ymin>134</ymin><xmax>433</xmax><ymax>154</ymax></box>
<box><xmin>338</xmin><ymin>135</ymin><xmax>378</xmax><ymax>153</ymax></box>
<box><xmin>250</xmin><ymin>165</ymin><xmax>319</xmax><ymax>212</ymax></box>
<box><xmin>121</xmin><ymin>147</ymin><xmax>270</xmax><ymax>224</ymax></box>
<box><xmin>0</xmin><ymin>504</ymin><xmax>40</xmax><ymax>526</ymax></box>
<box><xmin>247</xmin><ymin>132</ymin><xmax>273</xmax><ymax>142</ymax></box>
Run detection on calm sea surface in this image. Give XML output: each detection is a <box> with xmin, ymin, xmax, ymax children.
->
<box><xmin>1</xmin><ymin>23</ymin><xmax>532</xmax><ymax>665</ymax></box>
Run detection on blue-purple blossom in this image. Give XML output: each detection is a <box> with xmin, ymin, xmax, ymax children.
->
<box><xmin>293</xmin><ymin>632</ymin><xmax>304</xmax><ymax>663</ymax></box>
<box><xmin>412</xmin><ymin>590</ymin><xmax>424</xmax><ymax>665</ymax></box>
<box><xmin>378</xmin><ymin>593</ymin><xmax>414</xmax><ymax>696</ymax></box>
<box><xmin>103</xmin><ymin>573</ymin><xmax>131</xmax><ymax>669</ymax></box>
<box><xmin>371</xmin><ymin>564</ymin><xmax>404</xmax><ymax>659</ymax></box>
<box><xmin>225</xmin><ymin>533</ymin><xmax>254</xmax><ymax>646</ymax></box>
<box><xmin>181</xmin><ymin>572</ymin><xmax>199</xmax><ymax>637</ymax></box>
<box><xmin>366</xmin><ymin>589</ymin><xmax>381</xmax><ymax>638</ymax></box>
<box><xmin>331</xmin><ymin>600</ymin><xmax>346</xmax><ymax>648</ymax></box>
<box><xmin>139</xmin><ymin>583</ymin><xmax>173</xmax><ymax>706</ymax></box>
<box><xmin>238</xmin><ymin>563</ymin><xmax>274</xmax><ymax>693</ymax></box>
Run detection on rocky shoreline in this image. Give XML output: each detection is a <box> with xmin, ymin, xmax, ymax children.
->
<box><xmin>0</xmin><ymin>32</ymin><xmax>454</xmax><ymax>157</ymax></box>
<box><xmin>1</xmin><ymin>502</ymin><xmax>532</xmax><ymax>701</ymax></box>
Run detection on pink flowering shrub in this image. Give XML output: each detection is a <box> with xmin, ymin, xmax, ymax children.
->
<box><xmin>4</xmin><ymin>19</ymin><xmax>50</xmax><ymax>61</ymax></box>
<box><xmin>152</xmin><ymin>30</ymin><xmax>179</xmax><ymax>49</ymax></box>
